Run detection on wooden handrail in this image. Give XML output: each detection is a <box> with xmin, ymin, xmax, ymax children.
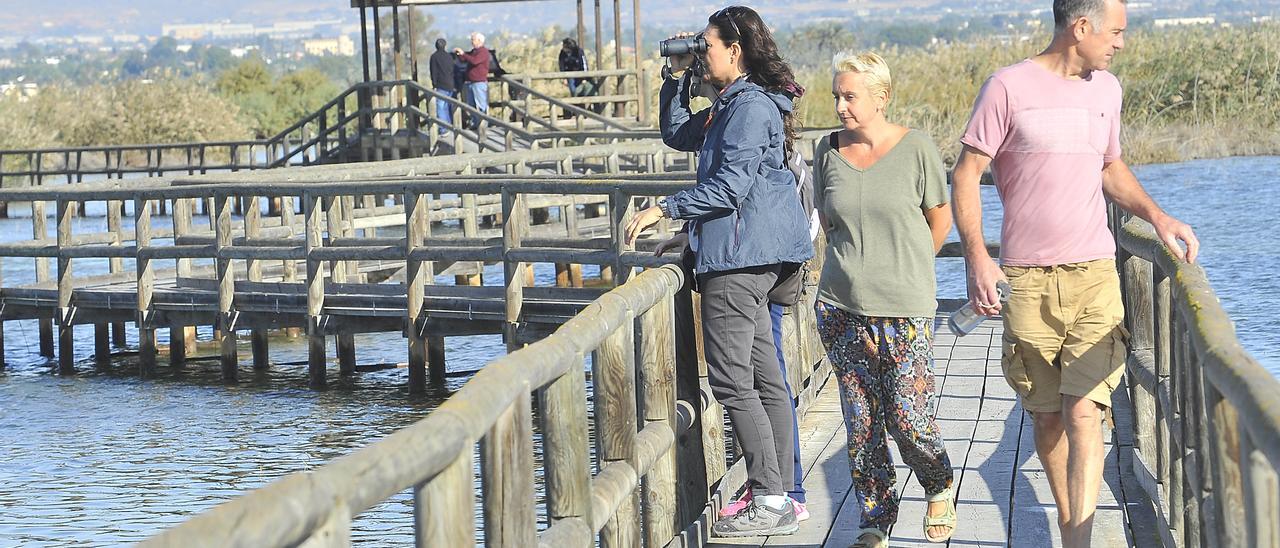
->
<box><xmin>1114</xmin><ymin>213</ymin><xmax>1280</xmax><ymax>547</ymax></box>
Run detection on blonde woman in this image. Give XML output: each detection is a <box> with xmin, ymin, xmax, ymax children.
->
<box><xmin>812</xmin><ymin>52</ymin><xmax>957</xmax><ymax>547</ymax></box>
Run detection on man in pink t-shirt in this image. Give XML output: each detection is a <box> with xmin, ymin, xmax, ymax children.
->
<box><xmin>952</xmin><ymin>1</ymin><xmax>1198</xmax><ymax>545</ymax></box>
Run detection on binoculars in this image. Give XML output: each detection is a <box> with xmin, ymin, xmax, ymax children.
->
<box><xmin>659</xmin><ymin>34</ymin><xmax>708</xmax><ymax>57</ymax></box>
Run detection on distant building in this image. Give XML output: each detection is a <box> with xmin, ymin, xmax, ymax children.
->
<box><xmin>1154</xmin><ymin>17</ymin><xmax>1216</xmax><ymax>28</ymax></box>
<box><xmin>1</xmin><ymin>82</ymin><xmax>40</xmax><ymax>101</ymax></box>
<box><xmin>303</xmin><ymin>35</ymin><xmax>355</xmax><ymax>57</ymax></box>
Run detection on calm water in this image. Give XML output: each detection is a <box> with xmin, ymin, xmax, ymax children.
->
<box><xmin>1</xmin><ymin>156</ymin><xmax>1277</xmax><ymax>545</ymax></box>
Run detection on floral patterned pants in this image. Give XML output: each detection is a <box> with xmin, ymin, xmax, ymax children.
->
<box><xmin>816</xmin><ymin>302</ymin><xmax>954</xmax><ymax>531</ymax></box>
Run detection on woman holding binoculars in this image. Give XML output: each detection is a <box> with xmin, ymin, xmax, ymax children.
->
<box><xmin>624</xmin><ymin>4</ymin><xmax>813</xmax><ymax>539</ymax></box>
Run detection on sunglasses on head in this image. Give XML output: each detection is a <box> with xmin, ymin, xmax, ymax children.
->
<box><xmin>712</xmin><ymin>6</ymin><xmax>742</xmax><ymax>42</ymax></box>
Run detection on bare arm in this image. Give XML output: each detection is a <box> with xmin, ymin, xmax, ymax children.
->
<box><xmin>952</xmin><ymin>145</ymin><xmax>1005</xmax><ymax>315</ymax></box>
<box><xmin>1101</xmin><ymin>158</ymin><xmax>1199</xmax><ymax>263</ymax></box>
<box><xmin>924</xmin><ymin>203</ymin><xmax>952</xmax><ymax>254</ymax></box>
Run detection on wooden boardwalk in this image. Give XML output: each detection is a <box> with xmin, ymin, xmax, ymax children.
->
<box><xmin>709</xmin><ymin>314</ymin><xmax>1159</xmax><ymax>548</ymax></box>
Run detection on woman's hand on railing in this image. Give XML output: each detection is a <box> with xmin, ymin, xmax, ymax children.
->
<box><xmin>625</xmin><ymin>205</ymin><xmax>666</xmax><ymax>246</ymax></box>
<box><xmin>653</xmin><ymin>232</ymin><xmax>688</xmax><ymax>257</ymax></box>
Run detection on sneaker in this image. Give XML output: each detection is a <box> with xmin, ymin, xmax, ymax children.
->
<box><xmin>792</xmin><ymin>500</ymin><xmax>810</xmax><ymax>522</ymax></box>
<box><xmin>711</xmin><ymin>501</ymin><xmax>799</xmax><ymax>538</ymax></box>
<box><xmin>719</xmin><ymin>486</ymin><xmax>753</xmax><ymax>518</ymax></box>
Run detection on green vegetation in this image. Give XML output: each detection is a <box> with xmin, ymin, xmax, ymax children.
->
<box><xmin>215</xmin><ymin>59</ymin><xmax>339</xmax><ymax>138</ymax></box>
<box><xmin>3</xmin><ymin>22</ymin><xmax>1280</xmax><ymax>167</ymax></box>
<box><xmin>785</xmin><ymin>24</ymin><xmax>1280</xmax><ymax>165</ymax></box>
<box><xmin>0</xmin><ymin>79</ymin><xmax>247</xmax><ymax>151</ymax></box>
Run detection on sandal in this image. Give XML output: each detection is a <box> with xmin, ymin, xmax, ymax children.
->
<box><xmin>924</xmin><ymin>487</ymin><xmax>957</xmax><ymax>543</ymax></box>
<box><xmin>849</xmin><ymin>527</ymin><xmax>888</xmax><ymax>548</ymax></box>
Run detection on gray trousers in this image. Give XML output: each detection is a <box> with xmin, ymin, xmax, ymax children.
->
<box><xmin>699</xmin><ymin>264</ymin><xmax>795</xmax><ymax>496</ymax></box>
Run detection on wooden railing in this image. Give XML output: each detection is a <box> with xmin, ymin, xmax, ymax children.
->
<box><xmin>138</xmin><ymin>264</ymin><xmax>691</xmax><ymax>548</ymax></box>
<box><xmin>0</xmin><ymin>143</ymin><xmax>696</xmax><ymax>386</ymax></box>
<box><xmin>0</xmin><ymin>80</ymin><xmax>657</xmax><ymax>202</ymax></box>
<box><xmin>1113</xmin><ymin>214</ymin><xmax>1280</xmax><ymax>547</ymax></box>
<box><xmin>499</xmin><ymin>68</ymin><xmax>649</xmax><ymax>127</ymax></box>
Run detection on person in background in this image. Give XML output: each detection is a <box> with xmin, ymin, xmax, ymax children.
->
<box><xmin>428</xmin><ymin>38</ymin><xmax>457</xmax><ymax>135</ymax></box>
<box><xmin>454</xmin><ymin>32</ymin><xmax>492</xmax><ymax>130</ymax></box>
<box><xmin>558</xmin><ymin>38</ymin><xmax>588</xmax><ymax>96</ymax></box>
<box><xmin>953</xmin><ymin>0</ymin><xmax>1198</xmax><ymax>545</ymax></box>
<box><xmin>625</xmin><ymin>5</ymin><xmax>813</xmax><ymax>538</ymax></box>
<box><xmin>813</xmin><ymin>51</ymin><xmax>956</xmax><ymax>547</ymax></box>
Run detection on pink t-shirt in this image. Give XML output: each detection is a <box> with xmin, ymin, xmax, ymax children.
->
<box><xmin>961</xmin><ymin>59</ymin><xmax>1122</xmax><ymax>267</ymax></box>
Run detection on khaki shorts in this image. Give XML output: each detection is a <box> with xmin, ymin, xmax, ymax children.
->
<box><xmin>1000</xmin><ymin>258</ymin><xmax>1128</xmax><ymax>413</ymax></box>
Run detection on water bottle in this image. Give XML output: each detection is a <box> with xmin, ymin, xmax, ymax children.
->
<box><xmin>948</xmin><ymin>280</ymin><xmax>1011</xmax><ymax>336</ymax></box>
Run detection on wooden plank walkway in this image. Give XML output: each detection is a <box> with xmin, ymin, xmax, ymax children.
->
<box><xmin>709</xmin><ymin>314</ymin><xmax>1158</xmax><ymax>548</ymax></box>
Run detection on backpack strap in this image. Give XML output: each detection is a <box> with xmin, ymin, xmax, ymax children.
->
<box><xmin>829</xmin><ymin>131</ymin><xmax>840</xmax><ymax>150</ymax></box>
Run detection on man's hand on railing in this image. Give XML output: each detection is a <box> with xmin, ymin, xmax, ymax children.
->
<box><xmin>1152</xmin><ymin>213</ymin><xmax>1200</xmax><ymax>264</ymax></box>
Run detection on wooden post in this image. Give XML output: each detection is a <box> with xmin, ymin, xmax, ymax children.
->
<box><xmin>107</xmin><ymin>199</ymin><xmax>127</xmax><ymax>347</ymax></box>
<box><xmin>459</xmin><ymin>191</ymin><xmax>482</xmax><ymax>287</ymax></box>
<box><xmin>172</xmin><ymin>197</ymin><xmax>196</xmax><ymax>364</ymax></box>
<box><xmin>305</xmin><ymin>193</ymin><xmax>328</xmax><ymax>388</ymax></box>
<box><xmin>136</xmin><ymin>197</ymin><xmax>157</xmax><ymax>376</ymax></box>
<box><xmin>593</xmin><ymin>306</ymin><xmax>640</xmax><ymax>547</ymax></box>
<box><xmin>1123</xmin><ymin>254</ymin><xmax>1155</xmax><ymax>456</ymax></box>
<box><xmin>501</xmin><ymin>188</ymin><xmax>528</xmax><ymax>351</ymax></box>
<box><xmin>639</xmin><ymin>294</ymin><xmax>678</xmax><ymax>545</ymax></box>
<box><xmin>214</xmin><ymin>195</ymin><xmax>238</xmax><ymax>382</ymax></box>
<box><xmin>281</xmin><ymin>195</ymin><xmax>302</xmax><ymax>339</ymax></box>
<box><xmin>610</xmin><ymin>188</ymin><xmax>635</xmax><ymax>285</ymax></box>
<box><xmin>56</xmin><ymin>200</ymin><xmax>74</xmax><ymax>374</ymax></box>
<box><xmin>593</xmin><ymin>0</ymin><xmax>603</xmax><ymax>70</ymax></box>
<box><xmin>1154</xmin><ymin>268</ymin><xmax>1173</xmax><ymax>497</ymax></box>
<box><xmin>481</xmin><ymin>391</ymin><xmax>537</xmax><ymax>548</ymax></box>
<box><xmin>94</xmin><ymin>324</ymin><xmax>110</xmax><ymax>363</ymax></box>
<box><xmin>245</xmin><ymin>196</ymin><xmax>270</xmax><ymax>370</ymax></box>
<box><xmin>406</xmin><ymin>190</ymin><xmax>431</xmax><ymax>393</ymax></box>
<box><xmin>417</xmin><ymin>444</ymin><xmax>476</xmax><ymax>547</ymax></box>
<box><xmin>674</xmin><ymin>285</ymin><xmax>714</xmax><ymax>524</ymax></box>
<box><xmin>33</xmin><ymin>200</ymin><xmax>53</xmax><ymax>358</ymax></box>
<box><xmin>539</xmin><ymin>351</ymin><xmax>592</xmax><ymax>531</ymax></box>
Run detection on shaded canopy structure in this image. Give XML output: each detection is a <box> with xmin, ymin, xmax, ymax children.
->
<box><xmin>350</xmin><ymin>0</ymin><xmax>644</xmax><ymax>83</ymax></box>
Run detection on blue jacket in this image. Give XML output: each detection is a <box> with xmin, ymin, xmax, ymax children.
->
<box><xmin>660</xmin><ymin>75</ymin><xmax>814</xmax><ymax>274</ymax></box>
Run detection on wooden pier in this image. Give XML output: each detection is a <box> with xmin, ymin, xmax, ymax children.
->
<box><xmin>1</xmin><ymin>122</ymin><xmax>1274</xmax><ymax>547</ymax></box>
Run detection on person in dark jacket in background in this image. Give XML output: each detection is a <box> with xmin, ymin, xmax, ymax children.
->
<box><xmin>625</xmin><ymin>5</ymin><xmax>812</xmax><ymax>539</ymax></box>
<box><xmin>454</xmin><ymin>32</ymin><xmax>492</xmax><ymax>130</ymax></box>
<box><xmin>558</xmin><ymin>38</ymin><xmax>587</xmax><ymax>95</ymax></box>
<box><xmin>428</xmin><ymin>38</ymin><xmax>456</xmax><ymax>135</ymax></box>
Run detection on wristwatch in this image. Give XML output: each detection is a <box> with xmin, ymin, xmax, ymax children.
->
<box><xmin>657</xmin><ymin>198</ymin><xmax>673</xmax><ymax>218</ymax></box>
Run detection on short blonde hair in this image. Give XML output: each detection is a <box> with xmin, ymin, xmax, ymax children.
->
<box><xmin>832</xmin><ymin>51</ymin><xmax>892</xmax><ymax>103</ymax></box>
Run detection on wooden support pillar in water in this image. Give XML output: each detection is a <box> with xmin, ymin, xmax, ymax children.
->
<box><xmin>214</xmin><ymin>196</ymin><xmax>238</xmax><ymax>382</ymax></box>
<box><xmin>94</xmin><ymin>324</ymin><xmax>110</xmax><ymax>363</ymax></box>
<box><xmin>428</xmin><ymin>336</ymin><xmax>446</xmax><ymax>386</ymax></box>
<box><xmin>245</xmin><ymin>196</ymin><xmax>270</xmax><ymax>371</ymax></box>
<box><xmin>169</xmin><ymin>324</ymin><xmax>188</xmax><ymax>368</ymax></box>
<box><xmin>304</xmin><ymin>193</ymin><xmax>327</xmax><ymax>389</ymax></box>
<box><xmin>337</xmin><ymin>333</ymin><xmax>356</xmax><ymax>376</ymax></box>
<box><xmin>280</xmin><ymin>196</ymin><xmax>303</xmax><ymax>340</ymax></box>
<box><xmin>56</xmin><ymin>200</ymin><xmax>74</xmax><ymax>375</ymax></box>
<box><xmin>136</xmin><ymin>197</ymin><xmax>157</xmax><ymax>376</ymax></box>
<box><xmin>501</xmin><ymin>188</ymin><xmax>528</xmax><ymax>351</ymax></box>
<box><xmin>406</xmin><ymin>191</ymin><xmax>433</xmax><ymax>393</ymax></box>
<box><xmin>107</xmin><ymin>200</ymin><xmax>127</xmax><ymax>347</ymax></box>
<box><xmin>33</xmin><ymin>200</ymin><xmax>53</xmax><ymax>358</ymax></box>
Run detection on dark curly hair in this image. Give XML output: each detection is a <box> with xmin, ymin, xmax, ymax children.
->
<box><xmin>708</xmin><ymin>5</ymin><xmax>801</xmax><ymax>157</ymax></box>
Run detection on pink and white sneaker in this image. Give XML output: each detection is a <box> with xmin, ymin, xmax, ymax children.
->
<box><xmin>718</xmin><ymin>487</ymin><xmax>753</xmax><ymax>518</ymax></box>
<box><xmin>792</xmin><ymin>500</ymin><xmax>810</xmax><ymax>522</ymax></box>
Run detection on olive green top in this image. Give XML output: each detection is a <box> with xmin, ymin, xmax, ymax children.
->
<box><xmin>814</xmin><ymin>129</ymin><xmax>949</xmax><ymax>318</ymax></box>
